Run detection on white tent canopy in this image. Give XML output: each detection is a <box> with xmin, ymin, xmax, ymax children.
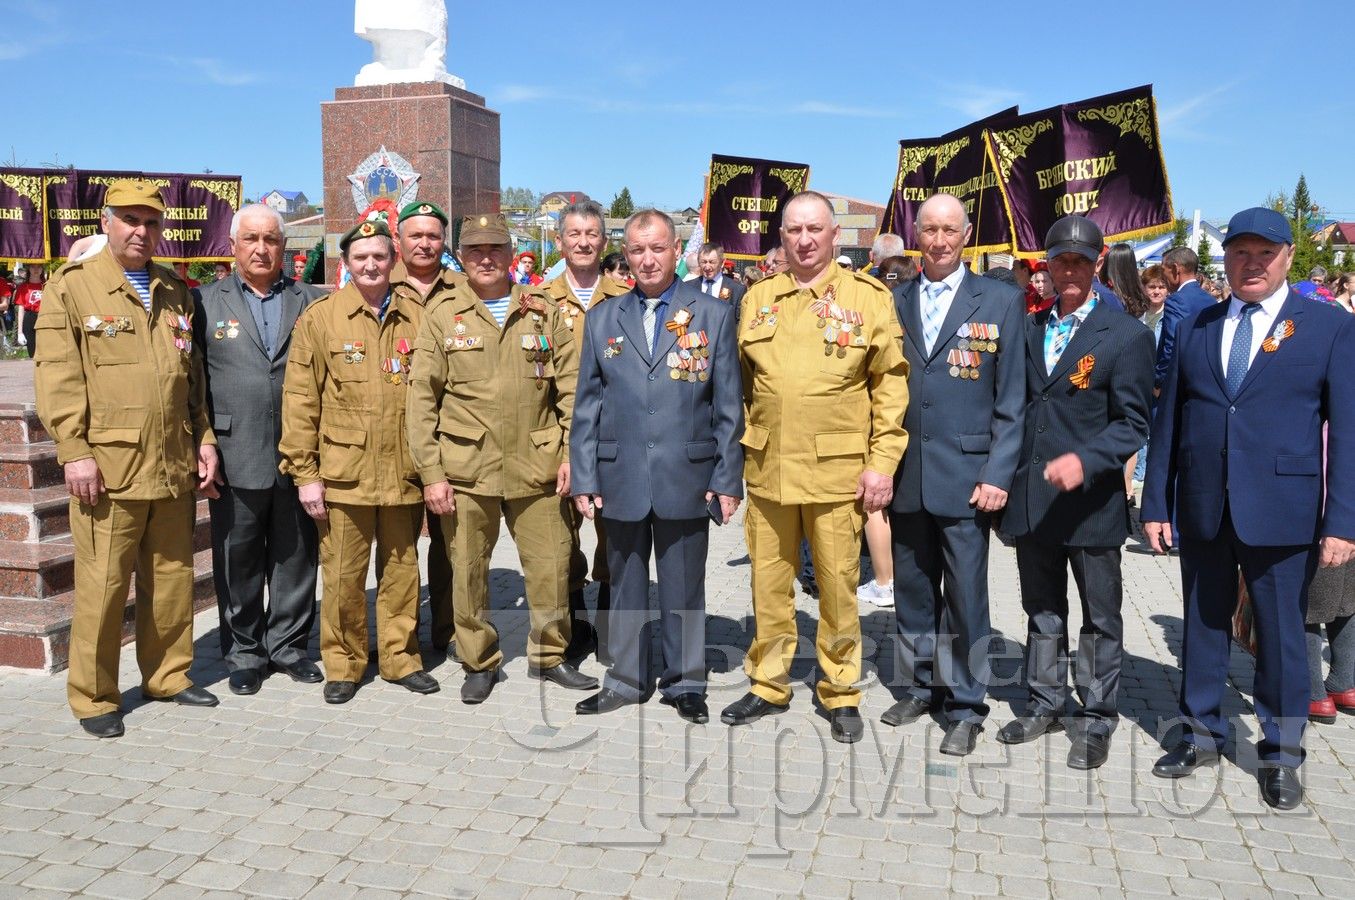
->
<box><xmin>1132</xmin><ymin>213</ymin><xmax>1227</xmax><ymax>267</ymax></box>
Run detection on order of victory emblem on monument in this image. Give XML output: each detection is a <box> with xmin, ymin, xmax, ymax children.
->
<box><xmin>347</xmin><ymin>146</ymin><xmax>421</xmax><ymax>213</ymax></box>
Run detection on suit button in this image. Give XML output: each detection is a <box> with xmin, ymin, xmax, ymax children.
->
<box><xmin>1229</xmin><ymin>406</ymin><xmax>1236</xmax><ymax>414</ymax></box>
<box><xmin>1041</xmin><ymin>394</ymin><xmax>1049</xmax><ymax>401</ymax></box>
<box><xmin>921</xmin><ymin>401</ymin><xmax>931</xmax><ymax>409</ymax></box>
<box><xmin>648</xmin><ymin>408</ymin><xmax>655</xmax><ymax>415</ymax></box>
<box><xmin>924</xmin><ymin>366</ymin><xmax>932</xmax><ymax>375</ymax></box>
<box><xmin>1033</xmin><ymin>455</ymin><xmax>1042</xmax><ymax>464</ymax></box>
<box><xmin>1037</xmin><ymin>425</ymin><xmax>1046</xmax><ymax>433</ymax></box>
<box><xmin>647</xmin><ymin>441</ymin><xmax>655</xmax><ymax>449</ymax></box>
<box><xmin>922</xmin><ymin>434</ymin><xmax>931</xmax><ymax>442</ymax></box>
<box><xmin>648</xmin><ymin>374</ymin><xmax>656</xmax><ymax>381</ymax></box>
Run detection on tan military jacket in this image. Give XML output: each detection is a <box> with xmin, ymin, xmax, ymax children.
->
<box><xmin>33</xmin><ymin>247</ymin><xmax>215</xmax><ymax>500</ymax></box>
<box><xmin>390</xmin><ymin>261</ymin><xmax>466</xmax><ymax>312</ymax></box>
<box><xmin>539</xmin><ymin>271</ymin><xmax>630</xmax><ymax>335</ymax></box>
<box><xmin>406</xmin><ymin>283</ymin><xmax>577</xmax><ymax>500</ymax></box>
<box><xmin>738</xmin><ymin>262</ymin><xmax>910</xmax><ymax>504</ymax></box>
<box><xmin>279</xmin><ymin>283</ymin><xmax>424</xmax><ymax>506</ymax></box>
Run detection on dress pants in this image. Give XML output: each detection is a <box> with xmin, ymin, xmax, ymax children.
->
<box><xmin>210</xmin><ymin>482</ymin><xmax>317</xmax><ymax>673</ymax></box>
<box><xmin>67</xmin><ymin>494</ymin><xmax>196</xmax><ymax>720</ymax></box>
<box><xmin>568</xmin><ymin>511</ymin><xmax>611</xmax><ymax>643</ymax></box>
<box><xmin>443</xmin><ymin>491</ymin><xmax>572</xmax><ymax>672</ymax></box>
<box><xmin>424</xmin><ymin>510</ymin><xmax>454</xmax><ymax>650</ymax></box>
<box><xmin>1178</xmin><ymin>509</ymin><xmax>1313</xmax><ymax>768</ymax></box>
<box><xmin>1013</xmin><ymin>537</ymin><xmax>1124</xmax><ymax>732</ymax></box>
<box><xmin>744</xmin><ymin>495</ymin><xmax>863</xmax><ymax>709</ymax></box>
<box><xmin>601</xmin><ymin>514</ymin><xmax>707</xmax><ymax>700</ymax></box>
<box><xmin>891</xmin><ymin>510</ymin><xmax>993</xmax><ymax>723</ymax></box>
<box><xmin>318</xmin><ymin>502</ymin><xmax>423</xmax><ymax>683</ymax></box>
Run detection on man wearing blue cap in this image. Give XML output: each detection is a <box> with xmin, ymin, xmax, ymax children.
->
<box><xmin>1143</xmin><ymin>207</ymin><xmax>1355</xmax><ymax>809</ymax></box>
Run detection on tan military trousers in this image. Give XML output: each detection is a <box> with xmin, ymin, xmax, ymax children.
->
<box><xmin>568</xmin><ymin>512</ymin><xmax>610</xmax><ymax>591</ymax></box>
<box><xmin>67</xmin><ymin>494</ymin><xmax>196</xmax><ymax>720</ymax></box>
<box><xmin>744</xmin><ymin>494</ymin><xmax>864</xmax><ymax>709</ymax></box>
<box><xmin>319</xmin><ymin>502</ymin><xmax>423</xmax><ymax>683</ymax></box>
<box><xmin>444</xmin><ymin>491</ymin><xmax>572</xmax><ymax>672</ymax></box>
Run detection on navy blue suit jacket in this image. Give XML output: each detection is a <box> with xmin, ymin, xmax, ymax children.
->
<box><xmin>889</xmin><ymin>270</ymin><xmax>1026</xmax><ymax>518</ymax></box>
<box><xmin>1153</xmin><ymin>281</ymin><xmax>1216</xmax><ymax>390</ymax></box>
<box><xmin>570</xmin><ymin>279</ymin><xmax>744</xmax><ymax>522</ymax></box>
<box><xmin>1142</xmin><ymin>291</ymin><xmax>1355</xmax><ymax>546</ymax></box>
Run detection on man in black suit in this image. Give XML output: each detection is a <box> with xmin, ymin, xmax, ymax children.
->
<box><xmin>881</xmin><ymin>194</ymin><xmax>1026</xmax><ymax>757</ymax></box>
<box><xmin>694</xmin><ymin>242</ymin><xmax>746</xmax><ymax>323</ymax></box>
<box><xmin>1001</xmin><ymin>215</ymin><xmax>1154</xmax><ymax>769</ymax></box>
<box><xmin>193</xmin><ymin>204</ymin><xmax>325</xmax><ymax>695</ymax></box>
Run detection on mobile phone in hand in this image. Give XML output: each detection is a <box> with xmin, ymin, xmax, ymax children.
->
<box><xmin>707</xmin><ymin>494</ymin><xmax>724</xmax><ymax>526</ymax></box>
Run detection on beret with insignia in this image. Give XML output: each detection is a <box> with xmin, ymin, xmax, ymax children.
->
<box><xmin>339</xmin><ymin>217</ymin><xmax>392</xmax><ymax>254</ymax></box>
<box><xmin>398</xmin><ymin>200</ymin><xmax>449</xmax><ymax>226</ymax></box>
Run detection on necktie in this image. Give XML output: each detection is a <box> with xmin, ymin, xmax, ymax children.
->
<box><xmin>922</xmin><ymin>281</ymin><xmax>946</xmax><ymax>354</ymax></box>
<box><xmin>1225</xmin><ymin>303</ymin><xmax>1260</xmax><ymax>397</ymax></box>
<box><xmin>643</xmin><ymin>297</ymin><xmax>662</xmax><ymax>353</ymax></box>
<box><xmin>703</xmin><ymin>279</ymin><xmax>713</xmax><ymax>295</ymax></box>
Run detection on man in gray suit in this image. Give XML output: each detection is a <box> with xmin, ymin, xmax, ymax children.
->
<box><xmin>882</xmin><ymin>194</ymin><xmax>1026</xmax><ymax>757</ymax></box>
<box><xmin>193</xmin><ymin>204</ymin><xmax>325</xmax><ymax>695</ymax></box>
<box><xmin>694</xmin><ymin>242</ymin><xmax>746</xmax><ymax>323</ymax></box>
<box><xmin>571</xmin><ymin>209</ymin><xmax>744</xmax><ymax>723</ymax></box>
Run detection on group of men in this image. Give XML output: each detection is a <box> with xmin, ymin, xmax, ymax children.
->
<box><xmin>33</xmin><ymin>178</ymin><xmax>1353</xmax><ymax>810</ymax></box>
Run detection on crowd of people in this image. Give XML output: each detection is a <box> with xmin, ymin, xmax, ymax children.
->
<box><xmin>25</xmin><ymin>177</ymin><xmax>1355</xmax><ymax>815</ymax></box>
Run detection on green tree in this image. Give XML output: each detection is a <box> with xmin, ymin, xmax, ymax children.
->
<box><xmin>502</xmin><ymin>186</ymin><xmax>538</xmax><ymax>210</ymax></box>
<box><xmin>1196</xmin><ymin>233</ymin><xmax>1214</xmax><ymax>279</ymax></box>
<box><xmin>1170</xmin><ymin>213</ymin><xmax>1189</xmax><ymax>249</ymax></box>
<box><xmin>1288</xmin><ymin>174</ymin><xmax>1320</xmax><ymax>281</ymax></box>
<box><xmin>609</xmin><ymin>187</ymin><xmax>635</xmax><ymax>219</ymax></box>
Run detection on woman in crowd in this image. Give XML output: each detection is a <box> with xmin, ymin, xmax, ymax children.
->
<box><xmin>1332</xmin><ymin>272</ymin><xmax>1354</xmax><ymax>313</ymax></box>
<box><xmin>600</xmin><ymin>251</ymin><xmax>631</xmax><ymax>286</ymax></box>
<box><xmin>14</xmin><ymin>266</ymin><xmax>44</xmax><ymax>359</ymax></box>
<box><xmin>1026</xmin><ymin>261</ymin><xmax>1055</xmax><ymax>313</ymax></box>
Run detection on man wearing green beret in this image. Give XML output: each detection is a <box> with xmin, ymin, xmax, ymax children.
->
<box><xmin>280</xmin><ymin>217</ymin><xmax>440</xmax><ymax>703</ymax></box>
<box><xmin>391</xmin><ymin>200</ymin><xmax>465</xmax><ymax>658</ymax></box>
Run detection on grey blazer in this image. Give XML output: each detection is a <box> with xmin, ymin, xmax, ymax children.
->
<box><xmin>570</xmin><ymin>279</ymin><xmax>744</xmax><ymax>522</ymax></box>
<box><xmin>193</xmin><ymin>275</ymin><xmax>323</xmax><ymax>490</ymax></box>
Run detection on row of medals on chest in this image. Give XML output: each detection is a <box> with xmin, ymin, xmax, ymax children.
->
<box><xmin>749</xmin><ymin>286</ymin><xmax>868</xmax><ymax>360</ymax></box>
<box><xmin>85</xmin><ymin>313</ymin><xmax>192</xmax><ymax>356</ymax></box>
<box><xmin>340</xmin><ymin>338</ymin><xmax>412</xmax><ymax>384</ymax></box>
<box><xmin>948</xmin><ymin>323</ymin><xmax>1000</xmax><ymax>380</ymax></box>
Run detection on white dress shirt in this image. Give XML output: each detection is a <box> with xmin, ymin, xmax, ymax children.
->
<box><xmin>1221</xmin><ymin>284</ymin><xmax>1288</xmax><ymax>378</ymax></box>
<box><xmin>917</xmin><ymin>266</ymin><xmax>967</xmax><ymax>330</ymax></box>
<box><xmin>700</xmin><ymin>274</ymin><xmax>724</xmax><ymax>296</ymax></box>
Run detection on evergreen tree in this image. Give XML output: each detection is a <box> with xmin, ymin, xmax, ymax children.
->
<box><xmin>1288</xmin><ymin>174</ymin><xmax>1320</xmax><ymax>281</ymax></box>
<box><xmin>1170</xmin><ymin>213</ymin><xmax>1189</xmax><ymax>249</ymax></box>
<box><xmin>1196</xmin><ymin>233</ymin><xmax>1214</xmax><ymax>279</ymax></box>
<box><xmin>609</xmin><ymin>187</ymin><xmax>635</xmax><ymax>219</ymax></box>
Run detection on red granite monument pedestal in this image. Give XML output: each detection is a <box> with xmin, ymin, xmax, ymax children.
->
<box><xmin>321</xmin><ymin>82</ymin><xmax>500</xmax><ymax>282</ymax></box>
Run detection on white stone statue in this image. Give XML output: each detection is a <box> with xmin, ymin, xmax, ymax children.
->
<box><xmin>354</xmin><ymin>0</ymin><xmax>465</xmax><ymax>89</ymax></box>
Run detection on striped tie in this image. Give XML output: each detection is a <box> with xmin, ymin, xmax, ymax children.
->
<box><xmin>922</xmin><ymin>281</ymin><xmax>946</xmax><ymax>354</ymax></box>
<box><xmin>1225</xmin><ymin>303</ymin><xmax>1260</xmax><ymax>397</ymax></box>
<box><xmin>643</xmin><ymin>297</ymin><xmax>662</xmax><ymax>353</ymax></box>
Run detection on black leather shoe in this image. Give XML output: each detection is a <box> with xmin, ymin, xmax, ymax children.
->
<box><xmin>577</xmin><ymin>688</ymin><xmax>639</xmax><ymax>715</ymax></box>
<box><xmin>323</xmin><ymin>681</ymin><xmax>357</xmax><ymax>704</ymax></box>
<box><xmin>152</xmin><ymin>686</ymin><xmax>219</xmax><ymax>707</ymax></box>
<box><xmin>1259</xmin><ymin>765</ymin><xmax>1303</xmax><ymax>810</ymax></box>
<box><xmin>881</xmin><ymin>695</ymin><xmax>933</xmax><ymax>727</ymax></box>
<box><xmin>79</xmin><ymin>712</ymin><xmax>124</xmax><ymax>739</ymax></box>
<box><xmin>720</xmin><ymin>692</ymin><xmax>789</xmax><ymax>726</ymax></box>
<box><xmin>1068</xmin><ymin>728</ymin><xmax>1112</xmax><ymax>770</ymax></box>
<box><xmin>997</xmin><ymin>714</ymin><xmax>1064</xmax><ymax>745</ymax></box>
<box><xmin>271</xmin><ymin>658</ymin><xmax>323</xmax><ymax>684</ymax></box>
<box><xmin>830</xmin><ymin>707</ymin><xmax>864</xmax><ymax>744</ymax></box>
<box><xmin>661</xmin><ymin>693</ymin><xmax>709</xmax><ymax>724</ymax></box>
<box><xmin>461</xmin><ymin>669</ymin><xmax>497</xmax><ymax>704</ymax></box>
<box><xmin>228</xmin><ymin>669</ymin><xmax>262</xmax><ymax>696</ymax></box>
<box><xmin>565</xmin><ymin>618</ymin><xmax>598</xmax><ymax>663</ymax></box>
<box><xmin>393</xmin><ymin>671</ymin><xmax>440</xmax><ymax>694</ymax></box>
<box><xmin>939</xmin><ymin>721</ymin><xmax>982</xmax><ymax>756</ymax></box>
<box><xmin>1152</xmin><ymin>741</ymin><xmax>1220</xmax><ymax>778</ymax></box>
<box><xmin>529</xmin><ymin>661</ymin><xmax>599</xmax><ymax>691</ymax></box>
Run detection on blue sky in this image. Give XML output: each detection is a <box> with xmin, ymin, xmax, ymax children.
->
<box><xmin>4</xmin><ymin>0</ymin><xmax>1353</xmax><ymax>223</ymax></box>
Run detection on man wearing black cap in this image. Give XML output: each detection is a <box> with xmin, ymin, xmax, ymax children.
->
<box><xmin>1001</xmin><ymin>215</ymin><xmax>1154</xmax><ymax>770</ymax></box>
<box><xmin>391</xmin><ymin>201</ymin><xmax>465</xmax><ymax>658</ymax></box>
<box><xmin>1143</xmin><ymin>207</ymin><xmax>1355</xmax><ymax>809</ymax></box>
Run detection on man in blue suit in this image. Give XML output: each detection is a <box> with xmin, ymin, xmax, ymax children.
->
<box><xmin>1143</xmin><ymin>207</ymin><xmax>1355</xmax><ymax>809</ymax></box>
<box><xmin>1153</xmin><ymin>246</ymin><xmax>1216</xmax><ymax>395</ymax></box>
<box><xmin>881</xmin><ymin>194</ymin><xmax>1026</xmax><ymax>757</ymax></box>
<box><xmin>570</xmin><ymin>209</ymin><xmax>744</xmax><ymax>723</ymax></box>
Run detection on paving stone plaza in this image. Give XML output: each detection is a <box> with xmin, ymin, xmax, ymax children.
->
<box><xmin>2</xmin><ymin>513</ymin><xmax>1353</xmax><ymax>899</ymax></box>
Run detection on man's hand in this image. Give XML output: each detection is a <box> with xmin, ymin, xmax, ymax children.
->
<box><xmin>197</xmin><ymin>445</ymin><xmax>220</xmax><ymax>499</ymax></box>
<box><xmin>64</xmin><ymin>457</ymin><xmax>104</xmax><ymax>506</ymax></box>
<box><xmin>969</xmin><ymin>483</ymin><xmax>1009</xmax><ymax>513</ymax></box>
<box><xmin>574</xmin><ymin>494</ymin><xmax>602</xmax><ymax>520</ymax></box>
<box><xmin>1320</xmin><ymin>536</ymin><xmax>1355</xmax><ymax>569</ymax></box>
<box><xmin>855</xmin><ymin>469</ymin><xmax>894</xmax><ymax>514</ymax></box>
<box><xmin>556</xmin><ymin>463</ymin><xmax>571</xmax><ymax>497</ymax></box>
<box><xmin>16</xmin><ymin>332</ymin><xmax>26</xmax><ymax>347</ymax></box>
<box><xmin>1144</xmin><ymin>521</ymin><xmax>1173</xmax><ymax>555</ymax></box>
<box><xmin>424</xmin><ymin>481</ymin><xmax>455</xmax><ymax>517</ymax></box>
<box><xmin>298</xmin><ymin>481</ymin><xmax>327</xmax><ymax>521</ymax></box>
<box><xmin>1043</xmin><ymin>453</ymin><xmax>1085</xmax><ymax>492</ymax></box>
<box><xmin>706</xmin><ymin>490</ymin><xmax>741</xmax><ymax>522</ymax></box>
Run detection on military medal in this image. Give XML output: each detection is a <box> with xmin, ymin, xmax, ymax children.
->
<box><xmin>664</xmin><ymin>309</ymin><xmax>708</xmax><ymax>382</ymax></box>
<box><xmin>750</xmin><ymin>305</ymin><xmax>779</xmax><ymax>329</ymax></box>
<box><xmin>1069</xmin><ymin>354</ymin><xmax>1095</xmax><ymax>390</ymax></box>
<box><xmin>558</xmin><ymin>303</ymin><xmax>576</xmax><ymax>331</ymax></box>
<box><xmin>226</xmin><ymin>319</ymin><xmax>240</xmax><ymax>339</ymax></box>
<box><xmin>454</xmin><ymin>315</ymin><xmax>467</xmax><ymax>336</ymax></box>
<box><xmin>1261</xmin><ymin>319</ymin><xmax>1294</xmax><ymax>353</ymax></box>
<box><xmin>604</xmin><ymin>336</ymin><xmax>625</xmax><ymax>358</ymax></box>
<box><xmin>212</xmin><ymin>319</ymin><xmax>226</xmax><ymax>340</ymax></box>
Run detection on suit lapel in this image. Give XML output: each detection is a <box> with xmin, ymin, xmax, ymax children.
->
<box><xmin>1235</xmin><ymin>291</ymin><xmax>1306</xmax><ymax>399</ymax></box>
<box><xmin>1027</xmin><ymin>309</ymin><xmax>1049</xmax><ymax>379</ymax></box>
<box><xmin>274</xmin><ymin>282</ymin><xmax>305</xmax><ymax>360</ymax></box>
<box><xmin>1201</xmin><ymin>303</ymin><xmax>1228</xmax><ymax>395</ymax></box>
<box><xmin>928</xmin><ymin>272</ymin><xmax>982</xmax><ymax>361</ymax></box>
<box><xmin>222</xmin><ymin>280</ymin><xmax>267</xmax><ymax>356</ymax></box>
<box><xmin>616</xmin><ymin>291</ymin><xmax>649</xmax><ymax>364</ymax></box>
<box><xmin>896</xmin><ymin>280</ymin><xmax>925</xmax><ymax>358</ymax></box>
<box><xmin>649</xmin><ymin>293</ymin><xmax>693</xmax><ymax>373</ymax></box>
<box><xmin>1046</xmin><ymin>300</ymin><xmax>1111</xmax><ymax>385</ymax></box>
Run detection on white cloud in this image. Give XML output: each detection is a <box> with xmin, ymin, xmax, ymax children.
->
<box><xmin>936</xmin><ymin>84</ymin><xmax>1023</xmax><ymax>120</ymax></box>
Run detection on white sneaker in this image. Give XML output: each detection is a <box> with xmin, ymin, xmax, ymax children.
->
<box><xmin>856</xmin><ymin>580</ymin><xmax>894</xmax><ymax>607</ymax></box>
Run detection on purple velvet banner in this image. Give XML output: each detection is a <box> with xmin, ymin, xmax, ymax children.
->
<box><xmin>0</xmin><ymin>168</ymin><xmax>47</xmax><ymax>262</ymax></box>
<box><xmin>703</xmin><ymin>155</ymin><xmax>810</xmax><ymax>260</ymax></box>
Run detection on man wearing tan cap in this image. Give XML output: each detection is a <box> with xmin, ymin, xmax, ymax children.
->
<box><xmin>279</xmin><ymin>217</ymin><xmax>440</xmax><ymax>704</ymax></box>
<box><xmin>406</xmin><ymin>213</ymin><xmax>595</xmax><ymax>704</ymax></box>
<box><xmin>34</xmin><ymin>178</ymin><xmax>221</xmax><ymax>738</ymax></box>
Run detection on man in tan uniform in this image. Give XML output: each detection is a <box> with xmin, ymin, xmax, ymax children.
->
<box><xmin>539</xmin><ymin>199</ymin><xmax>630</xmax><ymax>664</ymax></box>
<box><xmin>34</xmin><ymin>179</ymin><xmax>221</xmax><ymax>738</ymax></box>
<box><xmin>390</xmin><ymin>200</ymin><xmax>465</xmax><ymax>657</ymax></box>
<box><xmin>721</xmin><ymin>191</ymin><xmax>910</xmax><ymax>744</ymax></box>
<box><xmin>406</xmin><ymin>214</ymin><xmax>597</xmax><ymax>704</ymax></box>
<box><xmin>279</xmin><ymin>218</ymin><xmax>439</xmax><ymax>704</ymax></box>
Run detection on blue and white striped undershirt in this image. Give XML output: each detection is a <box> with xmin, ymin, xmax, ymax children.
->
<box><xmin>124</xmin><ymin>269</ymin><xmax>152</xmax><ymax>312</ymax></box>
<box><xmin>573</xmin><ymin>286</ymin><xmax>596</xmax><ymax>309</ymax></box>
<box><xmin>483</xmin><ymin>296</ymin><xmax>511</xmax><ymax>326</ymax></box>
